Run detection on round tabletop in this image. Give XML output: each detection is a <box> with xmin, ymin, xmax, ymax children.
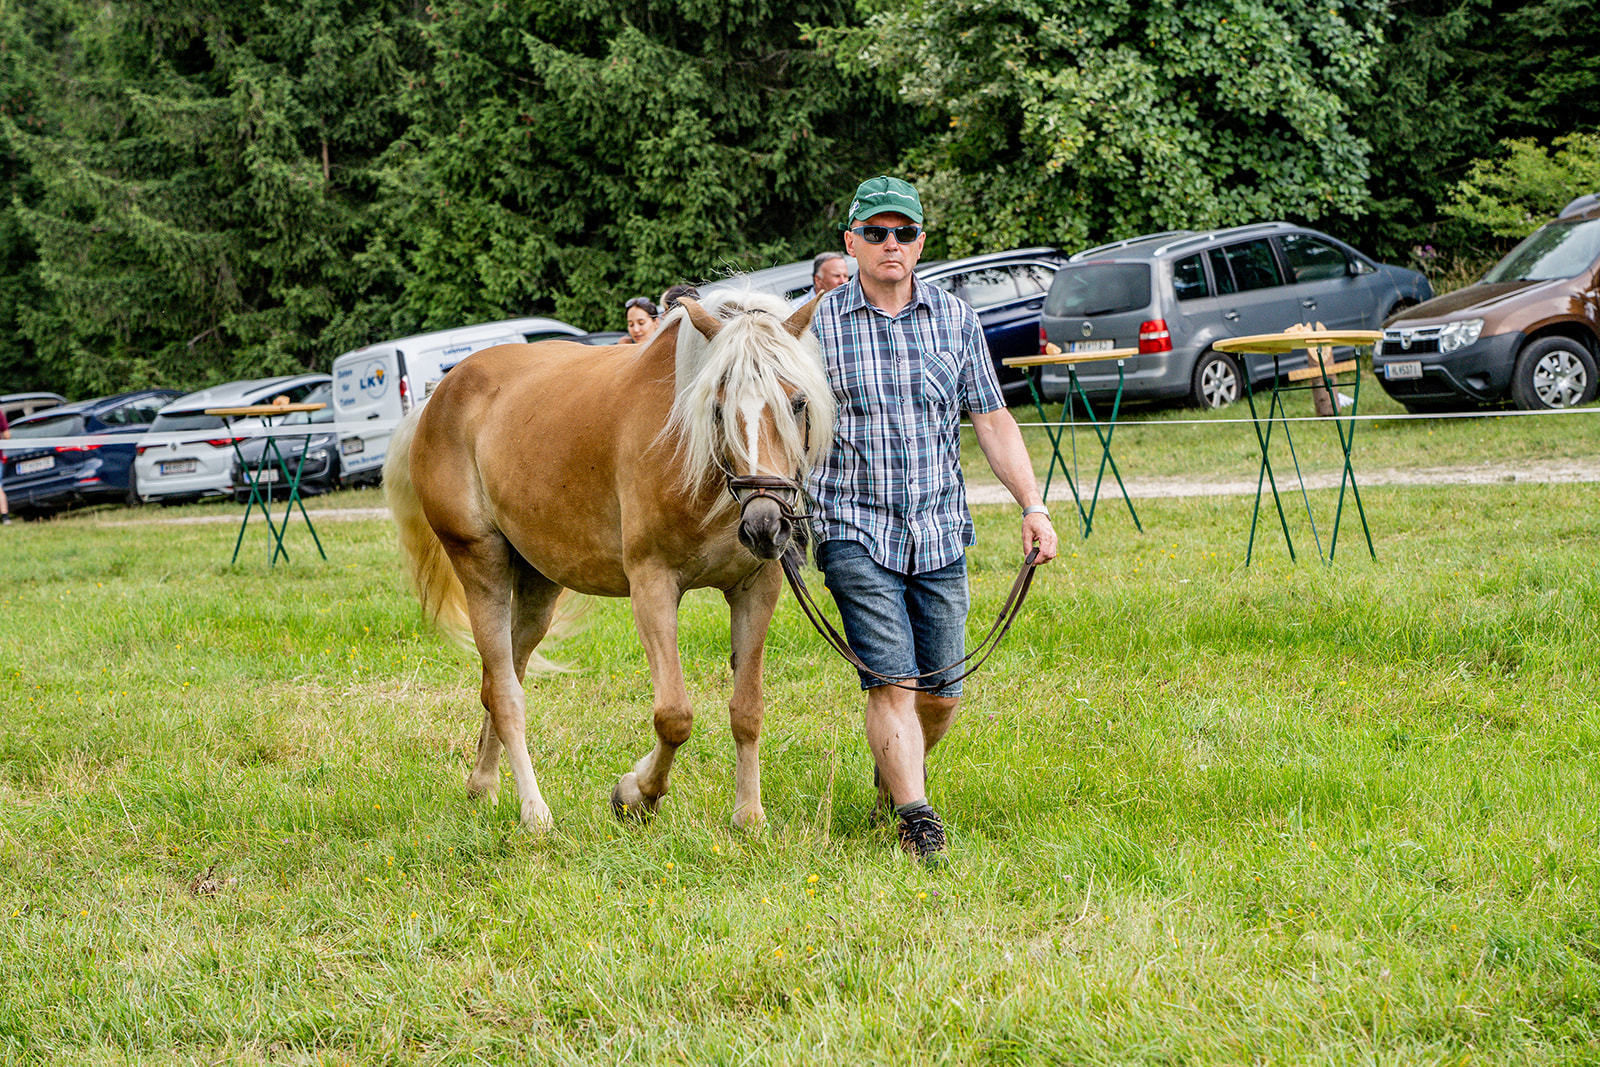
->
<box><xmin>1212</xmin><ymin>330</ymin><xmax>1382</xmax><ymax>355</ymax></box>
<box><xmin>1003</xmin><ymin>347</ymin><xmax>1139</xmax><ymax>368</ymax></box>
<box><xmin>204</xmin><ymin>403</ymin><xmax>326</xmax><ymax>417</ymax></box>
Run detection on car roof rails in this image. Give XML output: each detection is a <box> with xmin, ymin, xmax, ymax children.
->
<box><xmin>1068</xmin><ymin>230</ymin><xmax>1195</xmax><ymax>261</ymax></box>
<box><xmin>1152</xmin><ymin>221</ymin><xmax>1298</xmax><ymax>257</ymax></box>
<box><xmin>1558</xmin><ymin>192</ymin><xmax>1600</xmax><ymax>220</ymax></box>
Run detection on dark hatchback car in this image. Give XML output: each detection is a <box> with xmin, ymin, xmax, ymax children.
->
<box><xmin>3</xmin><ymin>389</ymin><xmax>181</xmax><ymax>513</ymax></box>
<box><xmin>1375</xmin><ymin>195</ymin><xmax>1600</xmax><ymax>411</ymax></box>
<box><xmin>915</xmin><ymin>246</ymin><xmax>1067</xmax><ymax>404</ymax></box>
<box><xmin>229</xmin><ymin>383</ymin><xmax>342</xmax><ymax>501</ymax></box>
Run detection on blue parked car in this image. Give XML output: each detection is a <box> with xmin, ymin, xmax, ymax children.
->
<box><xmin>3</xmin><ymin>389</ymin><xmax>182</xmax><ymax>513</ymax></box>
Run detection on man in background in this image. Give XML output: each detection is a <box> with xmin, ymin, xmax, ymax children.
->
<box><xmin>791</xmin><ymin>251</ymin><xmax>851</xmax><ymax>307</ymax></box>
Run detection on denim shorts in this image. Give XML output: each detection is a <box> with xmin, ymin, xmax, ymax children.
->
<box><xmin>814</xmin><ymin>539</ymin><xmax>970</xmax><ymax>697</ymax></box>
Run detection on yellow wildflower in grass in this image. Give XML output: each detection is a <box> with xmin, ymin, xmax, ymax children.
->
<box><xmin>665</xmin><ymin>862</ymin><xmax>675</xmax><ymax>871</ymax></box>
<box><xmin>773</xmin><ymin>947</ymin><xmax>784</xmax><ymax>960</ymax></box>
<box><xmin>806</xmin><ymin>873</ymin><xmax>819</xmax><ymax>884</ymax></box>
<box><xmin>917</xmin><ymin>891</ymin><xmax>927</xmax><ymax>901</ymax></box>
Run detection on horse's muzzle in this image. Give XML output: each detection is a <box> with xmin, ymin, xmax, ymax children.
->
<box><xmin>737</xmin><ymin>496</ymin><xmax>792</xmax><ymax>560</ymax></box>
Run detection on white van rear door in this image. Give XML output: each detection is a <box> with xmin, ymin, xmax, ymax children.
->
<box><xmin>410</xmin><ymin>334</ymin><xmax>526</xmax><ymax>401</ymax></box>
<box><xmin>333</xmin><ymin>347</ymin><xmax>401</xmax><ymax>478</ymax></box>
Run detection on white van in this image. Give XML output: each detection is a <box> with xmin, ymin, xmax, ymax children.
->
<box><xmin>331</xmin><ymin>316</ymin><xmax>586</xmax><ymax>483</ymax></box>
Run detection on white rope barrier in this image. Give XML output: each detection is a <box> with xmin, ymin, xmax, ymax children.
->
<box><xmin>4</xmin><ymin>402</ymin><xmax>1599</xmax><ymax>452</ymax></box>
<box><xmin>0</xmin><ymin>421</ymin><xmax>391</xmax><ymax>452</ymax></box>
<box><xmin>1000</xmin><ymin>405</ymin><xmax>1600</xmax><ymax>429</ymax></box>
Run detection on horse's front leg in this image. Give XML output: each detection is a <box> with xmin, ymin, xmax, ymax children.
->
<box><xmin>612</xmin><ymin>567</ymin><xmax>690</xmax><ymax>819</ymax></box>
<box><xmin>724</xmin><ymin>565</ymin><xmax>782</xmax><ymax>830</ymax></box>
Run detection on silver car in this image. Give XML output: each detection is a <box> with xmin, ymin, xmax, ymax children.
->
<box><xmin>134</xmin><ymin>374</ymin><xmax>331</xmax><ymax>503</ymax></box>
<box><xmin>1040</xmin><ymin>223</ymin><xmax>1433</xmax><ymax>407</ymax></box>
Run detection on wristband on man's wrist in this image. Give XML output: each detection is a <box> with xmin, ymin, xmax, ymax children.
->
<box><xmin>1022</xmin><ymin>504</ymin><xmax>1049</xmax><ymax>518</ymax></box>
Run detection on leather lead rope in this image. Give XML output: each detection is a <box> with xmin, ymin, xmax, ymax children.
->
<box><xmin>725</xmin><ymin>469</ymin><xmax>1041</xmax><ymax>692</ymax></box>
<box><xmin>779</xmin><ymin>545</ymin><xmax>1041</xmax><ymax>693</ymax></box>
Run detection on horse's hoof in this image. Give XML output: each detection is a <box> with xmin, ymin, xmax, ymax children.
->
<box><xmin>466</xmin><ymin>772</ymin><xmax>499</xmax><ymax>803</ymax></box>
<box><xmin>731</xmin><ymin>803</ymin><xmax>766</xmax><ymax>832</ymax></box>
<box><xmin>519</xmin><ymin>797</ymin><xmax>553</xmax><ymax>832</ymax></box>
<box><xmin>610</xmin><ymin>773</ymin><xmax>659</xmax><ymax>822</ymax></box>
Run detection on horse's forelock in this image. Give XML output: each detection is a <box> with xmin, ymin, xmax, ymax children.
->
<box><xmin>663</xmin><ymin>292</ymin><xmax>834</xmax><ymax>503</ymax></box>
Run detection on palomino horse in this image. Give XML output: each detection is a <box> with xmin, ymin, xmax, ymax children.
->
<box><xmin>385</xmin><ymin>293</ymin><xmax>834</xmax><ymax>830</ymax></box>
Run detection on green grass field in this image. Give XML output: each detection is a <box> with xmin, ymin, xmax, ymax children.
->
<box><xmin>4</xmin><ymin>406</ymin><xmax>1600</xmax><ymax>1062</ymax></box>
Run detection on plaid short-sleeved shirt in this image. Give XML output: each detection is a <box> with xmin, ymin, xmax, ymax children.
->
<box><xmin>807</xmin><ymin>275</ymin><xmax>1006</xmax><ymax>575</ymax></box>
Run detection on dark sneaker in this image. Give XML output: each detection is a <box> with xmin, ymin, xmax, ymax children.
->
<box><xmin>896</xmin><ymin>804</ymin><xmax>947</xmax><ymax>865</ymax></box>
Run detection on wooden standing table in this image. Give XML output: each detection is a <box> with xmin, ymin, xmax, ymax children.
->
<box><xmin>1211</xmin><ymin>331</ymin><xmax>1381</xmax><ymax>564</ymax></box>
<box><xmin>1003</xmin><ymin>347</ymin><xmax>1142</xmax><ymax>538</ymax></box>
<box><xmin>205</xmin><ymin>403</ymin><xmax>329</xmax><ymax>566</ymax></box>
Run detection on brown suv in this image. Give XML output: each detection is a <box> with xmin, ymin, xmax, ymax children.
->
<box><xmin>1373</xmin><ymin>194</ymin><xmax>1600</xmax><ymax>411</ymax></box>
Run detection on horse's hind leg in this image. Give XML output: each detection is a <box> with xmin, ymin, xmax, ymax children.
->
<box><xmin>613</xmin><ymin>566</ymin><xmax>691</xmax><ymax>819</ymax></box>
<box><xmin>466</xmin><ymin>561</ymin><xmax>563</xmax><ymax>804</ymax></box>
<box><xmin>724</xmin><ymin>566</ymin><xmax>782</xmax><ymax>830</ymax></box>
<box><xmin>448</xmin><ymin>536</ymin><xmax>558</xmax><ymax>830</ymax></box>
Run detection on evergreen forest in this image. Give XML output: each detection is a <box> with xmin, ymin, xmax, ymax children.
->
<box><xmin>1</xmin><ymin>0</ymin><xmax>1595</xmax><ymax>395</ymax></box>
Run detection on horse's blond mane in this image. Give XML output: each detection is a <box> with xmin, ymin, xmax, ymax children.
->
<box><xmin>661</xmin><ymin>291</ymin><xmax>835</xmax><ymax>511</ymax></box>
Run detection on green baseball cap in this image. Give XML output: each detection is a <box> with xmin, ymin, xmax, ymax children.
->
<box><xmin>846</xmin><ymin>175</ymin><xmax>924</xmax><ymax>226</ymax></box>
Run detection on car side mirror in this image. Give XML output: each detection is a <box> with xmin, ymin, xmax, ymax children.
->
<box><xmin>1347</xmin><ymin>259</ymin><xmax>1375</xmax><ymax>277</ymax></box>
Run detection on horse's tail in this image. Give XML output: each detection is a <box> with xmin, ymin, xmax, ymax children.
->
<box><xmin>384</xmin><ymin>408</ymin><xmax>473</xmax><ymax>646</ymax></box>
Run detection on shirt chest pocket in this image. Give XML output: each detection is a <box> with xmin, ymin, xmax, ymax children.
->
<box><xmin>920</xmin><ymin>350</ymin><xmax>961</xmax><ymax>409</ymax></box>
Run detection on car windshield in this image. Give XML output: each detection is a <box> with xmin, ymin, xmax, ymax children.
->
<box><xmin>149</xmin><ymin>411</ymin><xmax>225</xmax><ymax>433</ymax></box>
<box><xmin>1482</xmin><ymin>217</ymin><xmax>1600</xmax><ymax>283</ymax></box>
<box><xmin>1044</xmin><ymin>264</ymin><xmax>1152</xmax><ymax>317</ymax></box>
<box><xmin>12</xmin><ymin>414</ymin><xmax>84</xmax><ymax>438</ymax></box>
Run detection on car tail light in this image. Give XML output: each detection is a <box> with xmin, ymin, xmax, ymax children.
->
<box><xmin>204</xmin><ymin>437</ymin><xmax>244</xmax><ymax>448</ymax></box>
<box><xmin>1039</xmin><ymin>324</ymin><xmax>1049</xmax><ymax>355</ymax></box>
<box><xmin>56</xmin><ymin>443</ymin><xmax>102</xmax><ymax>452</ymax></box>
<box><xmin>399</xmin><ymin>376</ymin><xmax>412</xmax><ymax>413</ymax></box>
<box><xmin>1138</xmin><ymin>319</ymin><xmax>1172</xmax><ymax>354</ymax></box>
<box><xmin>136</xmin><ymin>445</ymin><xmax>150</xmax><ymax>455</ymax></box>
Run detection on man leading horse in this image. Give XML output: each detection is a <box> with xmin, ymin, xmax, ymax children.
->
<box><xmin>808</xmin><ymin>176</ymin><xmax>1059</xmax><ymax>864</ymax></box>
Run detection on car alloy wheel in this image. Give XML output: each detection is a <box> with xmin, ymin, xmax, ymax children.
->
<box><xmin>1192</xmin><ymin>350</ymin><xmax>1242</xmax><ymax>409</ymax></box>
<box><xmin>1511</xmin><ymin>337</ymin><xmax>1598</xmax><ymax>410</ymax></box>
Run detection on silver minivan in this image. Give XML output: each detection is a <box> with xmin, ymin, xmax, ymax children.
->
<box><xmin>1039</xmin><ymin>223</ymin><xmax>1433</xmax><ymax>407</ymax></box>
<box><xmin>332</xmin><ymin>316</ymin><xmax>586</xmax><ymax>483</ymax></box>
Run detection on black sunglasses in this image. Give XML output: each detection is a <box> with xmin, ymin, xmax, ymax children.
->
<box><xmin>848</xmin><ymin>224</ymin><xmax>923</xmax><ymax>245</ymax></box>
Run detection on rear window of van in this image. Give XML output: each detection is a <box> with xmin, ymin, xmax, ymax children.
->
<box><xmin>1045</xmin><ymin>263</ymin><xmax>1151</xmax><ymax>317</ymax></box>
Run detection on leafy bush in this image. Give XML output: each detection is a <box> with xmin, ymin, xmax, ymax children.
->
<box><xmin>1444</xmin><ymin>133</ymin><xmax>1600</xmax><ymax>239</ymax></box>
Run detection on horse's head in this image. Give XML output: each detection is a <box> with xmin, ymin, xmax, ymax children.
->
<box><xmin>666</xmin><ymin>293</ymin><xmax>835</xmax><ymax>561</ymax></box>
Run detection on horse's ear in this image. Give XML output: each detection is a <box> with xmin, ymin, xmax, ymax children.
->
<box><xmin>679</xmin><ymin>298</ymin><xmax>722</xmax><ymax>341</ymax></box>
<box><xmin>781</xmin><ymin>294</ymin><xmax>821</xmax><ymax>339</ymax></box>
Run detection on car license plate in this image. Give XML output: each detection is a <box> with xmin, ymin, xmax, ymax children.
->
<box><xmin>1385</xmin><ymin>361</ymin><xmax>1423</xmax><ymax>381</ymax></box>
<box><xmin>159</xmin><ymin>459</ymin><xmax>197</xmax><ymax>475</ymax></box>
<box><xmin>1066</xmin><ymin>339</ymin><xmax>1115</xmax><ymax>354</ymax></box>
<box><xmin>252</xmin><ymin>467</ymin><xmax>280</xmax><ymax>483</ymax></box>
<box><xmin>16</xmin><ymin>456</ymin><xmax>54</xmax><ymax>475</ymax></box>
<box><xmin>341</xmin><ymin>438</ymin><xmax>364</xmax><ymax>455</ymax></box>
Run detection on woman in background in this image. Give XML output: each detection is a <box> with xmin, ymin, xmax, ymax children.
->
<box><xmin>623</xmin><ymin>297</ymin><xmax>659</xmax><ymax>345</ymax></box>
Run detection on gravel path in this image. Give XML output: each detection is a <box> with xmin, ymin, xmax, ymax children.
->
<box><xmin>80</xmin><ymin>458</ymin><xmax>1600</xmax><ymax>526</ymax></box>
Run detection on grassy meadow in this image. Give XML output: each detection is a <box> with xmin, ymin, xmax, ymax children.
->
<box><xmin>3</xmin><ymin>404</ymin><xmax>1600</xmax><ymax>1062</ymax></box>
